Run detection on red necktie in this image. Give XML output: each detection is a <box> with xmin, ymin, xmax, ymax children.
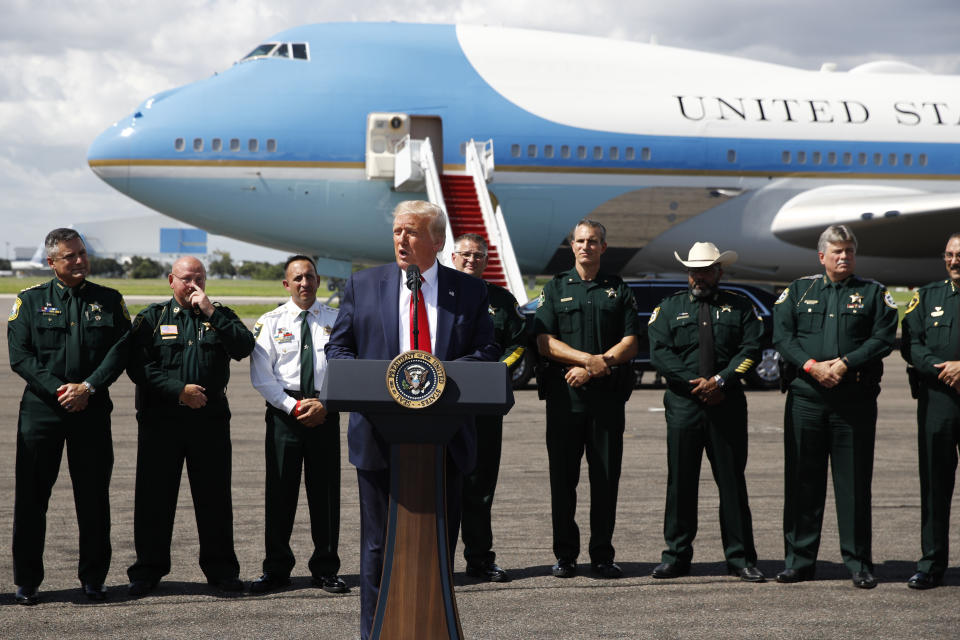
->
<box><xmin>409</xmin><ymin>278</ymin><xmax>431</xmax><ymax>353</ymax></box>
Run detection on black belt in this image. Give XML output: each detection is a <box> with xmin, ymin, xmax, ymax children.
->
<box><xmin>284</xmin><ymin>389</ymin><xmax>316</xmax><ymax>400</ymax></box>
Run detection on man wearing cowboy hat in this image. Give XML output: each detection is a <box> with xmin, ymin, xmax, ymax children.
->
<box><xmin>773</xmin><ymin>224</ymin><xmax>897</xmax><ymax>589</ymax></box>
<box><xmin>647</xmin><ymin>242</ymin><xmax>765</xmax><ymax>582</ymax></box>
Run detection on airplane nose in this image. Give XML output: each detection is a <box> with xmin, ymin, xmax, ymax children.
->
<box><xmin>87</xmin><ymin>116</ymin><xmax>136</xmax><ymax>195</ymax></box>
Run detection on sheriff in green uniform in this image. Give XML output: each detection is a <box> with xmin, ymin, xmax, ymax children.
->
<box><xmin>7</xmin><ymin>228</ymin><xmax>130</xmax><ymax>605</ymax></box>
<box><xmin>773</xmin><ymin>224</ymin><xmax>897</xmax><ymax>589</ymax></box>
<box><xmin>534</xmin><ymin>219</ymin><xmax>638</xmax><ymax>580</ymax></box>
<box><xmin>900</xmin><ymin>233</ymin><xmax>960</xmax><ymax>590</ymax></box>
<box><xmin>126</xmin><ymin>256</ymin><xmax>255</xmax><ymax>597</ymax></box>
<box><xmin>648</xmin><ymin>242</ymin><xmax>765</xmax><ymax>582</ymax></box>
<box><xmin>451</xmin><ymin>234</ymin><xmax>526</xmax><ymax>582</ymax></box>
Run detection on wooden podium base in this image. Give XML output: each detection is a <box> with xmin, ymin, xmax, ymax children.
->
<box><xmin>370</xmin><ymin>444</ymin><xmax>463</xmax><ymax>640</ymax></box>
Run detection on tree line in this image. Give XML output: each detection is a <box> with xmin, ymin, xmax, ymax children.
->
<box><xmin>2</xmin><ymin>251</ymin><xmax>285</xmax><ymax>280</ymax></box>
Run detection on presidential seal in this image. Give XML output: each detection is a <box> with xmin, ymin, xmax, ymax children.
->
<box><xmin>386</xmin><ymin>350</ymin><xmax>446</xmax><ymax>409</ymax></box>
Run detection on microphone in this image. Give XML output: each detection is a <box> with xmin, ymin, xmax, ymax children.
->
<box><xmin>405</xmin><ymin>264</ymin><xmax>421</xmax><ymax>291</ymax></box>
<box><xmin>406</xmin><ymin>265</ymin><xmax>422</xmax><ymax>350</ymax></box>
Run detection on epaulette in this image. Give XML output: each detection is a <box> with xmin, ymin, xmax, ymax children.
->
<box><xmin>262</xmin><ymin>304</ymin><xmax>286</xmax><ymax>317</ymax></box>
<box><xmin>856</xmin><ymin>277</ymin><xmax>886</xmax><ymax>288</ymax></box>
<box><xmin>799</xmin><ymin>274</ymin><xmax>821</xmax><ymax>280</ymax></box>
<box><xmin>19</xmin><ymin>282</ymin><xmax>46</xmax><ymax>293</ymax></box>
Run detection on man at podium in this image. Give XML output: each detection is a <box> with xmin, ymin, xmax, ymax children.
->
<box><xmin>325</xmin><ymin>200</ymin><xmax>499</xmax><ymax>640</ymax></box>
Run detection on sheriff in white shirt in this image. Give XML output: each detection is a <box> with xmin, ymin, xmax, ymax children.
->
<box><xmin>248</xmin><ymin>255</ymin><xmax>348</xmax><ymax>595</ymax></box>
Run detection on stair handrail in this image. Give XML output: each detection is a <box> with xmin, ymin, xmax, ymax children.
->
<box><xmin>419</xmin><ymin>137</ymin><xmax>456</xmax><ymax>268</ymax></box>
<box><xmin>465</xmin><ymin>139</ymin><xmax>527</xmax><ymax>304</ymax></box>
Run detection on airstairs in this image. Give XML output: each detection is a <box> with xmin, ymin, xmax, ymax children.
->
<box><xmin>392</xmin><ymin>136</ymin><xmax>527</xmax><ymax>304</ymax></box>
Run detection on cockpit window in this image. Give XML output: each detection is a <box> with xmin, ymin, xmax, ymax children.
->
<box><xmin>241</xmin><ymin>42</ymin><xmax>309</xmax><ymax>62</ymax></box>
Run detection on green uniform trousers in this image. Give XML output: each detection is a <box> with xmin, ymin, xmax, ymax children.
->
<box><xmin>460</xmin><ymin>414</ymin><xmax>503</xmax><ymax>566</ymax></box>
<box><xmin>262</xmin><ymin>406</ymin><xmax>341</xmax><ymax>578</ymax></box>
<box><xmin>546</xmin><ymin>399</ymin><xmax>624</xmax><ymax>564</ymax></box>
<box><xmin>13</xmin><ymin>393</ymin><xmax>113</xmax><ymax>587</ymax></box>
<box><xmin>127</xmin><ymin>410</ymin><xmax>239</xmax><ymax>583</ymax></box>
<box><xmin>783</xmin><ymin>388</ymin><xmax>877</xmax><ymax>574</ymax></box>
<box><xmin>915</xmin><ymin>384</ymin><xmax>960</xmax><ymax>577</ymax></box>
<box><xmin>661</xmin><ymin>389</ymin><xmax>757</xmax><ymax>568</ymax></box>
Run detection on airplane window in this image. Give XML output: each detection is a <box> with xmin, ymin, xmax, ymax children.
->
<box><xmin>842</xmin><ymin>152</ymin><xmax>852</xmax><ymax>165</ymax></box>
<box><xmin>593</xmin><ymin>146</ymin><xmax>602</xmax><ymax>160</ymax></box>
<box><xmin>267</xmin><ymin>139</ymin><xmax>277</xmax><ymax>152</ymax></box>
<box><xmin>544</xmin><ymin>145</ymin><xmax>555</xmax><ymax>158</ymax></box>
<box><xmin>292</xmin><ymin>44</ymin><xmax>308</xmax><ymax>60</ymax></box>
<box><xmin>609</xmin><ymin>147</ymin><xmax>619</xmax><ymax>160</ymax></box>
<box><xmin>919</xmin><ymin>153</ymin><xmax>928</xmax><ymax>166</ymax></box>
<box><xmin>243</xmin><ymin>43</ymin><xmax>278</xmax><ymax>60</ymax></box>
<box><xmin>211</xmin><ymin>138</ymin><xmax>222</xmax><ymax>152</ymax></box>
<box><xmin>857</xmin><ymin>153</ymin><xmax>867</xmax><ymax>165</ymax></box>
<box><xmin>459</xmin><ymin>142</ymin><xmax>466</xmax><ymax>156</ymax></box>
<box><xmin>577</xmin><ymin>146</ymin><xmax>587</xmax><ymax>159</ymax></box>
<box><xmin>511</xmin><ymin>144</ymin><xmax>520</xmax><ymax>158</ymax></box>
<box><xmin>372</xmin><ymin>138</ymin><xmax>386</xmax><ymax>153</ymax></box>
<box><xmin>528</xmin><ymin>144</ymin><xmax>537</xmax><ymax>158</ymax></box>
<box><xmin>561</xmin><ymin>145</ymin><xmax>570</xmax><ymax>159</ymax></box>
<box><xmin>827</xmin><ymin>152</ymin><xmax>836</xmax><ymax>165</ymax></box>
<box><xmin>874</xmin><ymin>153</ymin><xmax>882</xmax><ymax>165</ymax></box>
<box><xmin>782</xmin><ymin>151</ymin><xmax>790</xmax><ymax>163</ymax></box>
<box><xmin>797</xmin><ymin>151</ymin><xmax>806</xmax><ymax>164</ymax></box>
<box><xmin>193</xmin><ymin>138</ymin><xmax>203</xmax><ymax>152</ymax></box>
<box><xmin>904</xmin><ymin>153</ymin><xmax>913</xmax><ymax>166</ymax></box>
<box><xmin>726</xmin><ymin>149</ymin><xmax>736</xmax><ymax>163</ymax></box>
<box><xmin>174</xmin><ymin>138</ymin><xmax>185</xmax><ymax>152</ymax></box>
<box><xmin>230</xmin><ymin>138</ymin><xmax>240</xmax><ymax>151</ymax></box>
<box><xmin>888</xmin><ymin>153</ymin><xmax>898</xmax><ymax>166</ymax></box>
<box><xmin>812</xmin><ymin>151</ymin><xmax>821</xmax><ymax>165</ymax></box>
<box><xmin>625</xmin><ymin>147</ymin><xmax>635</xmax><ymax>161</ymax></box>
<box><xmin>249</xmin><ymin>139</ymin><xmax>259</xmax><ymax>152</ymax></box>
<box><xmin>641</xmin><ymin>147</ymin><xmax>651</xmax><ymax>161</ymax></box>
<box><xmin>273</xmin><ymin>44</ymin><xmax>289</xmax><ymax>58</ymax></box>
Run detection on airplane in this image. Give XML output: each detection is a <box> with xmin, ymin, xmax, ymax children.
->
<box><xmin>87</xmin><ymin>22</ymin><xmax>960</xmax><ymax>296</ymax></box>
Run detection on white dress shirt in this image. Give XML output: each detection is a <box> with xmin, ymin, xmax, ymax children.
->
<box><xmin>398</xmin><ymin>260</ymin><xmax>438</xmax><ymax>353</ymax></box>
<box><xmin>250</xmin><ymin>298</ymin><xmax>339</xmax><ymax>413</ymax></box>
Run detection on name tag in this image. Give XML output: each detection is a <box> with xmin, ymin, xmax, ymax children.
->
<box><xmin>560</xmin><ymin>297</ymin><xmax>574</xmax><ymax>302</ymax></box>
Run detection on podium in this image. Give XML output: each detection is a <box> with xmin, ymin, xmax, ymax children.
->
<box><xmin>321</xmin><ymin>359</ymin><xmax>514</xmax><ymax>640</ymax></box>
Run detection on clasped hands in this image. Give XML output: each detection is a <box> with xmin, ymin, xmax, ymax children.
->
<box><xmin>56</xmin><ymin>382</ymin><xmax>90</xmax><ymax>412</ymax></box>
<box><xmin>807</xmin><ymin>358</ymin><xmax>848</xmax><ymax>389</ymax></box>
<box><xmin>934</xmin><ymin>360</ymin><xmax>960</xmax><ymax>392</ymax></box>
<box><xmin>688</xmin><ymin>376</ymin><xmax>725</xmax><ymax>406</ymax></box>
<box><xmin>565</xmin><ymin>354</ymin><xmax>613</xmax><ymax>388</ymax></box>
<box><xmin>293</xmin><ymin>399</ymin><xmax>329</xmax><ymax>427</ymax></box>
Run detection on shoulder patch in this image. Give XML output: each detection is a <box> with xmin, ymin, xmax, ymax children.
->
<box><xmin>8</xmin><ymin>296</ymin><xmax>22</xmax><ymax>321</ymax></box>
<box><xmin>120</xmin><ymin>297</ymin><xmax>131</xmax><ymax>321</ymax></box>
<box><xmin>513</xmin><ymin>301</ymin><xmax>524</xmax><ymax>319</ymax></box>
<box><xmin>536</xmin><ymin>290</ymin><xmax>545</xmax><ymax>309</ymax></box>
<box><xmin>883</xmin><ymin>290</ymin><xmax>897</xmax><ymax>310</ymax></box>
<box><xmin>253</xmin><ymin>322</ymin><xmax>263</xmax><ymax>339</ymax></box>
<box><xmin>904</xmin><ymin>291</ymin><xmax>920</xmax><ymax>315</ymax></box>
<box><xmin>648</xmin><ymin>306</ymin><xmax>660</xmax><ymax>325</ymax></box>
<box><xmin>132</xmin><ymin>313</ymin><xmax>145</xmax><ymax>332</ymax></box>
<box><xmin>774</xmin><ymin>289</ymin><xmax>790</xmax><ymax>305</ymax></box>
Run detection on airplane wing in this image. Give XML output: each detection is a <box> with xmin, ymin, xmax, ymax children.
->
<box><xmin>770</xmin><ymin>185</ymin><xmax>960</xmax><ymax>257</ymax></box>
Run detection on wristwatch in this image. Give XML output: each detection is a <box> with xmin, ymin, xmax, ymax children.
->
<box><xmin>82</xmin><ymin>381</ymin><xmax>96</xmax><ymax>395</ymax></box>
<box><xmin>713</xmin><ymin>374</ymin><xmax>725</xmax><ymax>388</ymax></box>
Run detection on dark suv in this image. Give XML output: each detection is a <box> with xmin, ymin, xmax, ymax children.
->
<box><xmin>513</xmin><ymin>280</ymin><xmax>781</xmax><ymax>390</ymax></box>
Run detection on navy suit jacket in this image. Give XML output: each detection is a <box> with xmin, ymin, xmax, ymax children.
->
<box><xmin>325</xmin><ymin>262</ymin><xmax>499</xmax><ymax>471</ymax></box>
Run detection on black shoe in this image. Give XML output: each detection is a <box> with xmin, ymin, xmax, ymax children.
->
<box><xmin>852</xmin><ymin>570</ymin><xmax>878</xmax><ymax>589</ymax></box>
<box><xmin>128</xmin><ymin>579</ymin><xmax>159</xmax><ymax>598</ymax></box>
<box><xmin>590</xmin><ymin>562</ymin><xmax>623</xmax><ymax>579</ymax></box>
<box><xmin>466</xmin><ymin>562</ymin><xmax>510</xmax><ymax>583</ymax></box>
<box><xmin>775</xmin><ymin>567</ymin><xmax>815</xmax><ymax>583</ymax></box>
<box><xmin>907</xmin><ymin>571</ymin><xmax>942</xmax><ymax>590</ymax></box>
<box><xmin>249</xmin><ymin>573</ymin><xmax>291</xmax><ymax>594</ymax></box>
<box><xmin>652</xmin><ymin>562</ymin><xmax>690</xmax><ymax>579</ymax></box>
<box><xmin>311</xmin><ymin>574</ymin><xmax>348</xmax><ymax>593</ymax></box>
<box><xmin>208</xmin><ymin>576</ymin><xmax>244</xmax><ymax>592</ymax></box>
<box><xmin>551</xmin><ymin>559</ymin><xmax>576</xmax><ymax>578</ymax></box>
<box><xmin>15</xmin><ymin>585</ymin><xmax>39</xmax><ymax>606</ymax></box>
<box><xmin>728</xmin><ymin>566</ymin><xmax>766</xmax><ymax>583</ymax></box>
<box><xmin>82</xmin><ymin>583</ymin><xmax>107</xmax><ymax>601</ymax></box>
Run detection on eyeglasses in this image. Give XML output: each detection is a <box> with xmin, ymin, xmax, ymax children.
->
<box><xmin>455</xmin><ymin>251</ymin><xmax>487</xmax><ymax>260</ymax></box>
<box><xmin>172</xmin><ymin>273</ymin><xmax>205</xmax><ymax>286</ymax></box>
<box><xmin>943</xmin><ymin>252</ymin><xmax>960</xmax><ymax>261</ymax></box>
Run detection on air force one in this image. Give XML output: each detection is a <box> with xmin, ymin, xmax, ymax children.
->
<box><xmin>88</xmin><ymin>22</ymin><xmax>960</xmax><ymax>298</ymax></box>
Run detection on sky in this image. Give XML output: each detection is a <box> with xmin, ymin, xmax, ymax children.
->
<box><xmin>2</xmin><ymin>0</ymin><xmax>959</xmax><ymax>262</ymax></box>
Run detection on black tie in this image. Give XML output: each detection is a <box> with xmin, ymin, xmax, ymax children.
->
<box><xmin>698</xmin><ymin>300</ymin><xmax>715</xmax><ymax>378</ymax></box>
<box><xmin>299</xmin><ymin>310</ymin><xmax>315</xmax><ymax>398</ymax></box>
<box><xmin>65</xmin><ymin>287</ymin><xmax>82</xmax><ymax>381</ymax></box>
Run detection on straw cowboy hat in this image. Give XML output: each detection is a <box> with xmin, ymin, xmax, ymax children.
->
<box><xmin>674</xmin><ymin>242</ymin><xmax>738</xmax><ymax>268</ymax></box>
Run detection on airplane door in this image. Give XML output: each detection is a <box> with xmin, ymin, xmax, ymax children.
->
<box><xmin>410</xmin><ymin>116</ymin><xmax>443</xmax><ymax>172</ymax></box>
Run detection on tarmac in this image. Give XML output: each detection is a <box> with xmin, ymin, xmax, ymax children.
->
<box><xmin>0</xmin><ymin>316</ymin><xmax>958</xmax><ymax>639</ymax></box>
